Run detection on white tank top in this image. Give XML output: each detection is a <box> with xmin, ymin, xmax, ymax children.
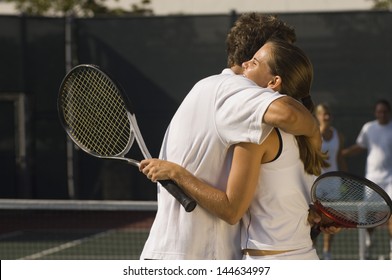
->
<box><xmin>321</xmin><ymin>127</ymin><xmax>339</xmax><ymax>173</ymax></box>
<box><xmin>241</xmin><ymin>129</ymin><xmax>315</xmax><ymax>251</ymax></box>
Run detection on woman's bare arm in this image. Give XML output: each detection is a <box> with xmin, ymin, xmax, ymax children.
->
<box><xmin>264</xmin><ymin>96</ymin><xmax>321</xmax><ymax>149</ymax></box>
<box><xmin>140</xmin><ymin>142</ymin><xmax>263</xmax><ymax>225</ymax></box>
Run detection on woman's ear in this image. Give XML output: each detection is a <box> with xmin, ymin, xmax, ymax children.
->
<box><xmin>267</xmin><ymin>76</ymin><xmax>282</xmax><ymax>91</ymax></box>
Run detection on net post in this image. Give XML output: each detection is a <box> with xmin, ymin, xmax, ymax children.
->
<box><xmin>358</xmin><ymin>228</ymin><xmax>366</xmax><ymax>260</ymax></box>
<box><xmin>64</xmin><ymin>13</ymin><xmax>77</xmax><ymax>199</ymax></box>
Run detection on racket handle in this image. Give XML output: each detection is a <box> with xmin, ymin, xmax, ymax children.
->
<box><xmin>310</xmin><ymin>225</ymin><xmax>321</xmax><ymax>240</ymax></box>
<box><xmin>159</xmin><ymin>180</ymin><xmax>197</xmax><ymax>212</ymax></box>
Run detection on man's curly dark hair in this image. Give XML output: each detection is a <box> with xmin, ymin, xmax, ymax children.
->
<box><xmin>226</xmin><ymin>13</ymin><xmax>296</xmax><ymax>67</ymax></box>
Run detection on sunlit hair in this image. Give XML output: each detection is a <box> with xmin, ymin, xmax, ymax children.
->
<box><xmin>226</xmin><ymin>13</ymin><xmax>296</xmax><ymax>67</ymax></box>
<box><xmin>316</xmin><ymin>103</ymin><xmax>331</xmax><ymax>115</ymax></box>
<box><xmin>266</xmin><ymin>39</ymin><xmax>329</xmax><ymax>175</ymax></box>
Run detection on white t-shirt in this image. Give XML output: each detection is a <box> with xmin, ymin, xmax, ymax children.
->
<box><xmin>321</xmin><ymin>127</ymin><xmax>339</xmax><ymax>173</ymax></box>
<box><xmin>319</xmin><ymin>127</ymin><xmax>343</xmax><ymax>200</ymax></box>
<box><xmin>356</xmin><ymin>120</ymin><xmax>392</xmax><ymax>196</ymax></box>
<box><xmin>140</xmin><ymin>69</ymin><xmax>283</xmax><ymax>260</ymax></box>
<box><xmin>241</xmin><ymin>129</ymin><xmax>315</xmax><ymax>253</ymax></box>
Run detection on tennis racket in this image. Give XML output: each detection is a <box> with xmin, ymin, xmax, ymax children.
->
<box><xmin>311</xmin><ymin>171</ymin><xmax>392</xmax><ymax>228</ymax></box>
<box><xmin>57</xmin><ymin>64</ymin><xmax>197</xmax><ymax>212</ymax></box>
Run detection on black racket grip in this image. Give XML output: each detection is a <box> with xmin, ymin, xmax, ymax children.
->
<box><xmin>159</xmin><ymin>180</ymin><xmax>197</xmax><ymax>212</ymax></box>
<box><xmin>310</xmin><ymin>225</ymin><xmax>321</xmax><ymax>240</ymax></box>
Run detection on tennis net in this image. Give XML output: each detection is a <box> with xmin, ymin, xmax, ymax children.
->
<box><xmin>0</xmin><ymin>199</ymin><xmax>156</xmax><ymax>260</ymax></box>
<box><xmin>1</xmin><ymin>199</ymin><xmax>389</xmax><ymax>260</ymax></box>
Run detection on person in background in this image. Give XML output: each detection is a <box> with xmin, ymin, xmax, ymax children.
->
<box><xmin>313</xmin><ymin>103</ymin><xmax>347</xmax><ymax>260</ymax></box>
<box><xmin>342</xmin><ymin>99</ymin><xmax>392</xmax><ymax>260</ymax></box>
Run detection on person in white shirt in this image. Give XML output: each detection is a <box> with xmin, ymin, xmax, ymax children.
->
<box><xmin>138</xmin><ymin>13</ymin><xmax>326</xmax><ymax>260</ymax></box>
<box><xmin>140</xmin><ymin>39</ymin><xmax>333</xmax><ymax>260</ymax></box>
<box><xmin>313</xmin><ymin>103</ymin><xmax>347</xmax><ymax>260</ymax></box>
<box><xmin>342</xmin><ymin>99</ymin><xmax>392</xmax><ymax>260</ymax></box>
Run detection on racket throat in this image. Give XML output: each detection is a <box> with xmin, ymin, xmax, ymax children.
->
<box><xmin>125</xmin><ymin>158</ymin><xmax>140</xmax><ymax>167</ymax></box>
<box><xmin>314</xmin><ymin>201</ymin><xmax>357</xmax><ymax>228</ymax></box>
<box><xmin>128</xmin><ymin>113</ymin><xmax>152</xmax><ymax>159</ymax></box>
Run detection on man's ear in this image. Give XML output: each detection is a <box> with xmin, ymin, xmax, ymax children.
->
<box><xmin>268</xmin><ymin>76</ymin><xmax>282</xmax><ymax>91</ymax></box>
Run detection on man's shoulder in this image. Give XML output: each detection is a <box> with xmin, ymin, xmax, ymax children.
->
<box><xmin>195</xmin><ymin>68</ymin><xmax>234</xmax><ymax>85</ymax></box>
<box><xmin>362</xmin><ymin>120</ymin><xmax>377</xmax><ymax>130</ymax></box>
<box><xmin>195</xmin><ymin>68</ymin><xmax>260</xmax><ymax>90</ymax></box>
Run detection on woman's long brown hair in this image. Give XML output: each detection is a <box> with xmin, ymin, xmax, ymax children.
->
<box><xmin>266</xmin><ymin>39</ymin><xmax>329</xmax><ymax>175</ymax></box>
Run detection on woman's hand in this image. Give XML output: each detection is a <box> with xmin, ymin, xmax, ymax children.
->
<box><xmin>308</xmin><ymin>205</ymin><xmax>342</xmax><ymax>235</ymax></box>
<box><xmin>139</xmin><ymin>158</ymin><xmax>179</xmax><ymax>182</ymax></box>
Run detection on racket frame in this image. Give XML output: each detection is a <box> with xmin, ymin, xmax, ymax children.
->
<box><xmin>58</xmin><ymin>64</ymin><xmax>197</xmax><ymax>212</ymax></box>
<box><xmin>311</xmin><ymin>171</ymin><xmax>392</xmax><ymax>228</ymax></box>
<box><xmin>58</xmin><ymin>64</ymin><xmax>146</xmax><ymax>167</ymax></box>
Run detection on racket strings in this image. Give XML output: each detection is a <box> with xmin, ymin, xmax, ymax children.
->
<box><xmin>315</xmin><ymin>177</ymin><xmax>390</xmax><ymax>226</ymax></box>
<box><xmin>60</xmin><ymin>68</ymin><xmax>132</xmax><ymax>156</ymax></box>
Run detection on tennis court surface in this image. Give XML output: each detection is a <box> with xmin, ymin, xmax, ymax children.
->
<box><xmin>0</xmin><ymin>199</ymin><xmax>390</xmax><ymax>260</ymax></box>
<box><xmin>0</xmin><ymin>199</ymin><xmax>156</xmax><ymax>260</ymax></box>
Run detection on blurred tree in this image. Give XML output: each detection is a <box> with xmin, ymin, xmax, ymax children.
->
<box><xmin>369</xmin><ymin>0</ymin><xmax>392</xmax><ymax>10</ymax></box>
<box><xmin>5</xmin><ymin>0</ymin><xmax>153</xmax><ymax>16</ymax></box>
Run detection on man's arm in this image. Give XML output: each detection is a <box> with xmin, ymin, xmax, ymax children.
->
<box><xmin>341</xmin><ymin>144</ymin><xmax>366</xmax><ymax>157</ymax></box>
